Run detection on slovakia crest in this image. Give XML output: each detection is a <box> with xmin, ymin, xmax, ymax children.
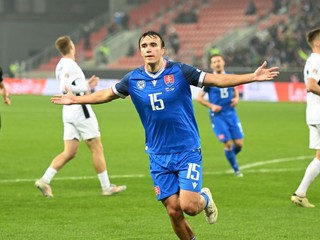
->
<box><xmin>154</xmin><ymin>186</ymin><xmax>161</xmax><ymax>195</ymax></box>
<box><xmin>137</xmin><ymin>80</ymin><xmax>146</xmax><ymax>90</ymax></box>
<box><xmin>164</xmin><ymin>74</ymin><xmax>174</xmax><ymax>87</ymax></box>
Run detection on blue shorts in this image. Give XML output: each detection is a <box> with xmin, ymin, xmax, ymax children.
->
<box><xmin>210</xmin><ymin>112</ymin><xmax>244</xmax><ymax>142</ymax></box>
<box><xmin>149</xmin><ymin>149</ymin><xmax>203</xmax><ymax>201</ymax></box>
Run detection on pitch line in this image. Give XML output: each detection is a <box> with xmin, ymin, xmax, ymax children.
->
<box><xmin>225</xmin><ymin>155</ymin><xmax>312</xmax><ymax>173</ymax></box>
<box><xmin>0</xmin><ymin>155</ymin><xmax>313</xmax><ymax>184</ymax></box>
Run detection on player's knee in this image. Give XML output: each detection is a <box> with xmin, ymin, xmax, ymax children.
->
<box><xmin>224</xmin><ymin>141</ymin><xmax>233</xmax><ymax>150</ymax></box>
<box><xmin>236</xmin><ymin>143</ymin><xmax>243</xmax><ymax>148</ymax></box>
<box><xmin>64</xmin><ymin>150</ymin><xmax>77</xmax><ymax>160</ymax></box>
<box><xmin>181</xmin><ymin>203</ymin><xmax>198</xmax><ymax>216</ymax></box>
<box><xmin>166</xmin><ymin>206</ymin><xmax>184</xmax><ymax>220</ymax></box>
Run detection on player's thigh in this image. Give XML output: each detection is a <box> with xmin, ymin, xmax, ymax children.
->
<box><xmin>179</xmin><ymin>189</ymin><xmax>201</xmax><ymax>211</ymax></box>
<box><xmin>229</xmin><ymin>117</ymin><xmax>244</xmax><ymax>140</ymax></box>
<box><xmin>212</xmin><ymin>117</ymin><xmax>231</xmax><ymax>142</ymax></box>
<box><xmin>63</xmin><ymin>139</ymin><xmax>80</xmax><ymax>157</ymax></box>
<box><xmin>150</xmin><ymin>154</ymin><xmax>179</xmax><ymax>201</ymax></box>
<box><xmin>85</xmin><ymin>137</ymin><xmax>103</xmax><ymax>152</ymax></box>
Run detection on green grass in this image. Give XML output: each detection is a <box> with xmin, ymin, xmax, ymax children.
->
<box><xmin>0</xmin><ymin>95</ymin><xmax>319</xmax><ymax>239</ymax></box>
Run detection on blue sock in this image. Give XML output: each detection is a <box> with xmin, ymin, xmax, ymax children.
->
<box><xmin>201</xmin><ymin>192</ymin><xmax>209</xmax><ymax>208</ymax></box>
<box><xmin>233</xmin><ymin>145</ymin><xmax>242</xmax><ymax>155</ymax></box>
<box><xmin>225</xmin><ymin>149</ymin><xmax>239</xmax><ymax>172</ymax></box>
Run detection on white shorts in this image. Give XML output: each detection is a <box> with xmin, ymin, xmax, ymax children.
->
<box><xmin>309</xmin><ymin>124</ymin><xmax>320</xmax><ymax>149</ymax></box>
<box><xmin>63</xmin><ymin>117</ymin><xmax>100</xmax><ymax>141</ymax></box>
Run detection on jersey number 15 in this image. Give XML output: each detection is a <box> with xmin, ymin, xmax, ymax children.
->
<box><xmin>148</xmin><ymin>93</ymin><xmax>165</xmax><ymax>111</ymax></box>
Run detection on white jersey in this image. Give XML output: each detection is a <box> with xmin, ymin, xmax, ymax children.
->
<box><xmin>55</xmin><ymin>58</ymin><xmax>96</xmax><ymax>123</ymax></box>
<box><xmin>304</xmin><ymin>53</ymin><xmax>320</xmax><ymax>124</ymax></box>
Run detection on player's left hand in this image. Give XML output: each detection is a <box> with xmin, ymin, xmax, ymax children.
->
<box><xmin>253</xmin><ymin>61</ymin><xmax>279</xmax><ymax>81</ymax></box>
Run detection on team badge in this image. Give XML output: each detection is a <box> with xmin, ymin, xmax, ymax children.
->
<box><xmin>154</xmin><ymin>186</ymin><xmax>161</xmax><ymax>195</ymax></box>
<box><xmin>218</xmin><ymin>134</ymin><xmax>225</xmax><ymax>140</ymax></box>
<box><xmin>137</xmin><ymin>80</ymin><xmax>146</xmax><ymax>90</ymax></box>
<box><xmin>164</xmin><ymin>74</ymin><xmax>174</xmax><ymax>87</ymax></box>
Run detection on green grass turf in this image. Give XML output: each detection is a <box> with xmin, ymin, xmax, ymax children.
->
<box><xmin>0</xmin><ymin>95</ymin><xmax>319</xmax><ymax>239</ymax></box>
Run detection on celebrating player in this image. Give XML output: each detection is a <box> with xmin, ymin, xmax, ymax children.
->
<box><xmin>35</xmin><ymin>35</ymin><xmax>126</xmax><ymax>198</ymax></box>
<box><xmin>197</xmin><ymin>54</ymin><xmax>244</xmax><ymax>177</ymax></box>
<box><xmin>51</xmin><ymin>31</ymin><xmax>279</xmax><ymax>239</ymax></box>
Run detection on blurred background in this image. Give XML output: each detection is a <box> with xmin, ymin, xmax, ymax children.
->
<box><xmin>0</xmin><ymin>0</ymin><xmax>318</xmax><ymax>82</ymax></box>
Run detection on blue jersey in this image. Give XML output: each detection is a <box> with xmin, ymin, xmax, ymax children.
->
<box><xmin>203</xmin><ymin>73</ymin><xmax>243</xmax><ymax>142</ymax></box>
<box><xmin>113</xmin><ymin>60</ymin><xmax>206</xmax><ymax>154</ymax></box>
<box><xmin>203</xmin><ymin>85</ymin><xmax>236</xmax><ymax>116</ymax></box>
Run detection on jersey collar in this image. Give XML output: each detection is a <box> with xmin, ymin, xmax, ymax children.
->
<box><xmin>145</xmin><ymin>59</ymin><xmax>167</xmax><ymax>79</ymax></box>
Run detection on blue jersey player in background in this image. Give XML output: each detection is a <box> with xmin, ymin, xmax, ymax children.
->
<box><xmin>197</xmin><ymin>54</ymin><xmax>244</xmax><ymax>177</ymax></box>
<box><xmin>51</xmin><ymin>31</ymin><xmax>279</xmax><ymax>240</ymax></box>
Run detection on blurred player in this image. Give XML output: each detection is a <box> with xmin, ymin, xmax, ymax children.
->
<box><xmin>0</xmin><ymin>66</ymin><xmax>11</xmax><ymax>129</ymax></box>
<box><xmin>291</xmin><ymin>28</ymin><xmax>320</xmax><ymax>208</ymax></box>
<box><xmin>197</xmin><ymin>54</ymin><xmax>244</xmax><ymax>177</ymax></box>
<box><xmin>35</xmin><ymin>35</ymin><xmax>126</xmax><ymax>197</ymax></box>
<box><xmin>0</xmin><ymin>66</ymin><xmax>11</xmax><ymax>106</ymax></box>
<box><xmin>50</xmin><ymin>31</ymin><xmax>279</xmax><ymax>239</ymax></box>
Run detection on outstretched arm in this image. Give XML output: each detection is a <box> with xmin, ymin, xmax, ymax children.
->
<box><xmin>51</xmin><ymin>87</ymin><xmax>119</xmax><ymax>105</ymax></box>
<box><xmin>203</xmin><ymin>61</ymin><xmax>279</xmax><ymax>87</ymax></box>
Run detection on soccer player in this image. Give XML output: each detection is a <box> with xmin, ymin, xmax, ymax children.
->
<box><xmin>197</xmin><ymin>54</ymin><xmax>244</xmax><ymax>177</ymax></box>
<box><xmin>291</xmin><ymin>28</ymin><xmax>320</xmax><ymax>208</ymax></box>
<box><xmin>51</xmin><ymin>31</ymin><xmax>279</xmax><ymax>239</ymax></box>
<box><xmin>0</xmin><ymin>66</ymin><xmax>11</xmax><ymax>130</ymax></box>
<box><xmin>0</xmin><ymin>66</ymin><xmax>11</xmax><ymax>106</ymax></box>
<box><xmin>35</xmin><ymin>35</ymin><xmax>126</xmax><ymax>198</ymax></box>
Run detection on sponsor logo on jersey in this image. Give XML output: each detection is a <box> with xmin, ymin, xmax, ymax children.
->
<box><xmin>137</xmin><ymin>80</ymin><xmax>146</xmax><ymax>90</ymax></box>
<box><xmin>154</xmin><ymin>186</ymin><xmax>161</xmax><ymax>195</ymax></box>
<box><xmin>164</xmin><ymin>74</ymin><xmax>174</xmax><ymax>86</ymax></box>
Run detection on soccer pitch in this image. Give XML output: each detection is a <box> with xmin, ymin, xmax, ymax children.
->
<box><xmin>0</xmin><ymin>95</ymin><xmax>319</xmax><ymax>239</ymax></box>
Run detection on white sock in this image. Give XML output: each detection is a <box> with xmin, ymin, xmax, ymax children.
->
<box><xmin>41</xmin><ymin>167</ymin><xmax>57</xmax><ymax>184</ymax></box>
<box><xmin>98</xmin><ymin>170</ymin><xmax>111</xmax><ymax>190</ymax></box>
<box><xmin>295</xmin><ymin>158</ymin><xmax>320</xmax><ymax>197</ymax></box>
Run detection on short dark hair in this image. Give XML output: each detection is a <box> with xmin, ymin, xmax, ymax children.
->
<box><xmin>138</xmin><ymin>31</ymin><xmax>165</xmax><ymax>49</ymax></box>
<box><xmin>210</xmin><ymin>54</ymin><xmax>224</xmax><ymax>62</ymax></box>
<box><xmin>307</xmin><ymin>28</ymin><xmax>320</xmax><ymax>47</ymax></box>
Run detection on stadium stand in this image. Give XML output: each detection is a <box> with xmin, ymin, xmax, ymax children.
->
<box><xmin>31</xmin><ymin>0</ymin><xmax>176</xmax><ymax>75</ymax></box>
<box><xmin>25</xmin><ymin>0</ymin><xmax>319</xmax><ymax>76</ymax></box>
<box><xmin>107</xmin><ymin>0</ymin><xmax>274</xmax><ymax>69</ymax></box>
<box><xmin>223</xmin><ymin>0</ymin><xmax>320</xmax><ymax>68</ymax></box>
